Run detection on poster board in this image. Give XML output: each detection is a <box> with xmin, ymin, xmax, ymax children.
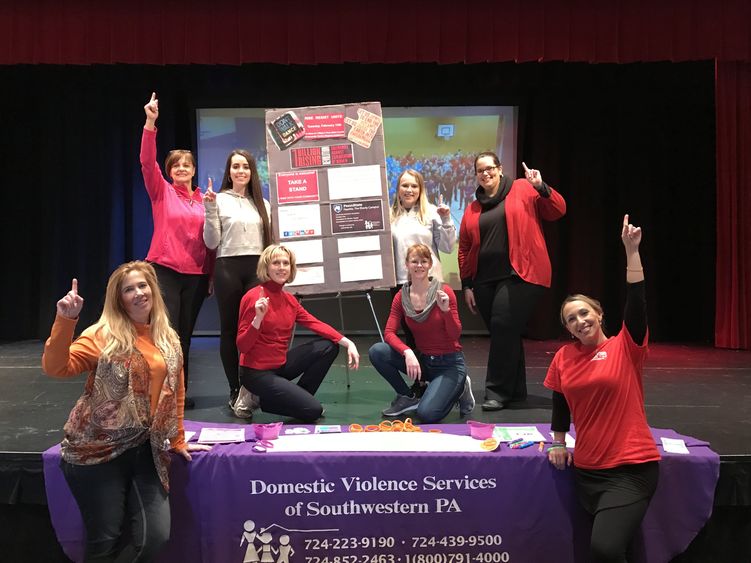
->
<box><xmin>265</xmin><ymin>102</ymin><xmax>395</xmax><ymax>295</ymax></box>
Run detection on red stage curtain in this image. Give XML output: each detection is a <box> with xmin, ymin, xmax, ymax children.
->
<box><xmin>1</xmin><ymin>0</ymin><xmax>750</xmax><ymax>65</ymax></box>
<box><xmin>715</xmin><ymin>61</ymin><xmax>751</xmax><ymax>349</ymax></box>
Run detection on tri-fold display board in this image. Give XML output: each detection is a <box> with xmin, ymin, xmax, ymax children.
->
<box><xmin>265</xmin><ymin>102</ymin><xmax>396</xmax><ymax>295</ymax></box>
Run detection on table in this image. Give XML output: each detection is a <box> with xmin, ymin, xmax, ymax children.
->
<box><xmin>43</xmin><ymin>422</ymin><xmax>719</xmax><ymax>563</ymax></box>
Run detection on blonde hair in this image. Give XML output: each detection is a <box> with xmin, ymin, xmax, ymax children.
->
<box><xmin>390</xmin><ymin>169</ymin><xmax>430</xmax><ymax>226</ymax></box>
<box><xmin>257</xmin><ymin>244</ymin><xmax>297</xmax><ymax>284</ymax></box>
<box><xmin>91</xmin><ymin>261</ymin><xmax>180</xmax><ymax>362</ymax></box>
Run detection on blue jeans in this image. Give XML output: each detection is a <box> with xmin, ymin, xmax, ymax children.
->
<box><xmin>61</xmin><ymin>441</ymin><xmax>170</xmax><ymax>562</ymax></box>
<box><xmin>369</xmin><ymin>342</ymin><xmax>466</xmax><ymax>423</ymax></box>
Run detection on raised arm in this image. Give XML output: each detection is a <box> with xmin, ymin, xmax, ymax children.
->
<box><xmin>42</xmin><ymin>279</ymin><xmax>100</xmax><ymax>377</ymax></box>
<box><xmin>203</xmin><ymin>177</ymin><xmax>221</xmax><ymax>250</ymax></box>
<box><xmin>622</xmin><ymin>214</ymin><xmax>647</xmax><ymax>344</ymax></box>
<box><xmin>140</xmin><ymin>93</ymin><xmax>167</xmax><ymax>201</ymax></box>
<box><xmin>433</xmin><ymin>195</ymin><xmax>457</xmax><ymax>253</ymax></box>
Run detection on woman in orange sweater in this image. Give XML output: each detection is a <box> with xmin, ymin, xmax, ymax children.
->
<box><xmin>42</xmin><ymin>261</ymin><xmax>209</xmax><ymax>561</ymax></box>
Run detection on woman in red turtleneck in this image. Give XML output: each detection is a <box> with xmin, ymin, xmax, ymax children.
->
<box><xmin>236</xmin><ymin>244</ymin><xmax>360</xmax><ymax>422</ymax></box>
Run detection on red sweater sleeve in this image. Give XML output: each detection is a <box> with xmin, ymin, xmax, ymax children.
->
<box><xmin>384</xmin><ymin>291</ymin><xmax>409</xmax><ymax>354</ymax></box>
<box><xmin>293</xmin><ymin>297</ymin><xmax>344</xmax><ymax>343</ymax></box>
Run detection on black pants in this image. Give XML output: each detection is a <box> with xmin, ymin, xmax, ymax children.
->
<box><xmin>61</xmin><ymin>442</ymin><xmax>170</xmax><ymax>562</ymax></box>
<box><xmin>214</xmin><ymin>255</ymin><xmax>260</xmax><ymax>394</ymax></box>
<box><xmin>152</xmin><ymin>263</ymin><xmax>208</xmax><ymax>393</ymax></box>
<box><xmin>577</xmin><ymin>461</ymin><xmax>660</xmax><ymax>563</ymax></box>
<box><xmin>472</xmin><ymin>276</ymin><xmax>544</xmax><ymax>403</ymax></box>
<box><xmin>239</xmin><ymin>338</ymin><xmax>338</xmax><ymax>422</ymax></box>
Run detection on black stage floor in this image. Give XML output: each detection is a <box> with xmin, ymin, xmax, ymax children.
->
<box><xmin>1</xmin><ymin>336</ymin><xmax>750</xmax><ymax>561</ymax></box>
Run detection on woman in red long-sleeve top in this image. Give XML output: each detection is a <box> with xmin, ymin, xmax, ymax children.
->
<box><xmin>368</xmin><ymin>244</ymin><xmax>475</xmax><ymax>422</ymax></box>
<box><xmin>236</xmin><ymin>245</ymin><xmax>360</xmax><ymax>422</ymax></box>
<box><xmin>458</xmin><ymin>152</ymin><xmax>566</xmax><ymax>411</ymax></box>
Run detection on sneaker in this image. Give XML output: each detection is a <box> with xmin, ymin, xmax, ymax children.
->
<box><xmin>457</xmin><ymin>375</ymin><xmax>475</xmax><ymax>416</ymax></box>
<box><xmin>232</xmin><ymin>387</ymin><xmax>260</xmax><ymax>419</ymax></box>
<box><xmin>228</xmin><ymin>389</ymin><xmax>239</xmax><ymax>409</ymax></box>
<box><xmin>382</xmin><ymin>394</ymin><xmax>420</xmax><ymax>417</ymax></box>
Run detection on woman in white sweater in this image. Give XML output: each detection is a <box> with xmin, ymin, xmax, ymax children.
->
<box><xmin>203</xmin><ymin>149</ymin><xmax>273</xmax><ymax>413</ymax></box>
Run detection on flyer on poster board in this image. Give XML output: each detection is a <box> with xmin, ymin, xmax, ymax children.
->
<box><xmin>266</xmin><ymin>102</ymin><xmax>395</xmax><ymax>295</ymax></box>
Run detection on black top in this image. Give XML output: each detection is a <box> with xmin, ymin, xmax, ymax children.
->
<box><xmin>473</xmin><ymin>176</ymin><xmax>513</xmax><ymax>285</ymax></box>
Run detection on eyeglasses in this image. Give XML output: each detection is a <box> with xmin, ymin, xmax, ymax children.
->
<box><xmin>408</xmin><ymin>260</ymin><xmax>431</xmax><ymax>267</ymax></box>
<box><xmin>476</xmin><ymin>166</ymin><xmax>498</xmax><ymax>176</ymax></box>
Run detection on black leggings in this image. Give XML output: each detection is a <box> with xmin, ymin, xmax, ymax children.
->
<box><xmin>472</xmin><ymin>276</ymin><xmax>544</xmax><ymax>403</ymax></box>
<box><xmin>152</xmin><ymin>263</ymin><xmax>208</xmax><ymax>392</ymax></box>
<box><xmin>239</xmin><ymin>338</ymin><xmax>338</xmax><ymax>422</ymax></box>
<box><xmin>214</xmin><ymin>255</ymin><xmax>260</xmax><ymax>394</ymax></box>
<box><xmin>589</xmin><ymin>499</ymin><xmax>651</xmax><ymax>563</ymax></box>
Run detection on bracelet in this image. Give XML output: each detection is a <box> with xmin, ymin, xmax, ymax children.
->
<box><xmin>547</xmin><ymin>445</ymin><xmax>567</xmax><ymax>453</ymax></box>
<box><xmin>551</xmin><ymin>441</ymin><xmax>566</xmax><ymax>446</ymax></box>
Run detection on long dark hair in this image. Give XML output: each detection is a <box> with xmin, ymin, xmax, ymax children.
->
<box><xmin>219</xmin><ymin>149</ymin><xmax>273</xmax><ymax>247</ymax></box>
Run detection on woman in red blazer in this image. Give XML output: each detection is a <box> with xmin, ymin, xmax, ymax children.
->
<box><xmin>458</xmin><ymin>152</ymin><xmax>566</xmax><ymax>410</ymax></box>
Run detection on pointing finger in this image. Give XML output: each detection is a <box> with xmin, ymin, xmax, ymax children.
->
<box><xmin>150</xmin><ymin>92</ymin><xmax>156</xmax><ymax>103</ymax></box>
<box><xmin>72</xmin><ymin>278</ymin><xmax>78</xmax><ymax>295</ymax></box>
<box><xmin>439</xmin><ymin>194</ymin><xmax>444</xmax><ymax>206</ymax></box>
<box><xmin>208</xmin><ymin>177</ymin><xmax>213</xmax><ymax>191</ymax></box>
<box><xmin>522</xmin><ymin>162</ymin><xmax>530</xmax><ymax>173</ymax></box>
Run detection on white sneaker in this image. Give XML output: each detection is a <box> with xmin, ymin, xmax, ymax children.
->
<box><xmin>458</xmin><ymin>375</ymin><xmax>475</xmax><ymax>416</ymax></box>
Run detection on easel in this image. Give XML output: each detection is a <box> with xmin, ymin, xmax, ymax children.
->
<box><xmin>292</xmin><ymin>288</ymin><xmax>384</xmax><ymax>387</ymax></box>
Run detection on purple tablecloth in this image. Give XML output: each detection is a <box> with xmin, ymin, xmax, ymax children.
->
<box><xmin>42</xmin><ymin>423</ymin><xmax>719</xmax><ymax>563</ymax></box>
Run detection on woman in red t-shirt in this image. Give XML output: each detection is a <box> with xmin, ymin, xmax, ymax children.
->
<box><xmin>544</xmin><ymin>215</ymin><xmax>660</xmax><ymax>562</ymax></box>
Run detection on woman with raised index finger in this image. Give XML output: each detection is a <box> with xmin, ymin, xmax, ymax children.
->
<box><xmin>458</xmin><ymin>154</ymin><xmax>566</xmax><ymax>410</ymax></box>
<box><xmin>140</xmin><ymin>92</ymin><xmax>213</xmax><ymax>409</ymax></box>
<box><xmin>545</xmin><ymin>215</ymin><xmax>660</xmax><ymax>563</ymax></box>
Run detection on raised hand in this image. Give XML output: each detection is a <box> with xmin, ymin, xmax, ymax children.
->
<box><xmin>436</xmin><ymin>193</ymin><xmax>450</xmax><ymax>217</ymax></box>
<box><xmin>204</xmin><ymin>177</ymin><xmax>216</xmax><ymax>202</ymax></box>
<box><xmin>56</xmin><ymin>278</ymin><xmax>84</xmax><ymax>319</ymax></box>
<box><xmin>522</xmin><ymin>161</ymin><xmax>543</xmax><ymax>188</ymax></box>
<box><xmin>144</xmin><ymin>92</ymin><xmax>159</xmax><ymax>122</ymax></box>
<box><xmin>436</xmin><ymin>289</ymin><xmax>450</xmax><ymax>312</ymax></box>
<box><xmin>254</xmin><ymin>287</ymin><xmax>269</xmax><ymax>321</ymax></box>
<box><xmin>621</xmin><ymin>213</ymin><xmax>642</xmax><ymax>253</ymax></box>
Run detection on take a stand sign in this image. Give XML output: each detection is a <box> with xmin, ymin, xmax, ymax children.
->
<box><xmin>265</xmin><ymin>102</ymin><xmax>395</xmax><ymax>295</ymax></box>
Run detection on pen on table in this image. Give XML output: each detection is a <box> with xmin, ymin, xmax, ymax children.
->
<box><xmin>514</xmin><ymin>441</ymin><xmax>537</xmax><ymax>449</ymax></box>
<box><xmin>508</xmin><ymin>438</ymin><xmax>524</xmax><ymax>446</ymax></box>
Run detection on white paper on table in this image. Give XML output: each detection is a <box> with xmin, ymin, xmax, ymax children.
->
<box><xmin>197</xmin><ymin>427</ymin><xmax>246</xmax><ymax>444</ymax></box>
<box><xmin>277</xmin><ymin>204</ymin><xmax>322</xmax><ymax>239</ymax></box>
<box><xmin>548</xmin><ymin>431</ymin><xmax>576</xmax><ymax>448</ymax></box>
<box><xmin>327</xmin><ymin>165</ymin><xmax>382</xmax><ymax>200</ymax></box>
<box><xmin>269</xmin><ymin>432</ymin><xmax>495</xmax><ymax>453</ymax></box>
<box><xmin>492</xmin><ymin>426</ymin><xmax>547</xmax><ymax>442</ymax></box>
<box><xmin>661</xmin><ymin>437</ymin><xmax>690</xmax><ymax>454</ymax></box>
<box><xmin>284</xmin><ymin>239</ymin><xmax>324</xmax><ymax>264</ymax></box>
<box><xmin>287</xmin><ymin>266</ymin><xmax>325</xmax><ymax>287</ymax></box>
<box><xmin>339</xmin><ymin>255</ymin><xmax>383</xmax><ymax>282</ymax></box>
<box><xmin>184</xmin><ymin>430</ymin><xmax>196</xmax><ymax>442</ymax></box>
<box><xmin>337</xmin><ymin>235</ymin><xmax>381</xmax><ymax>254</ymax></box>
